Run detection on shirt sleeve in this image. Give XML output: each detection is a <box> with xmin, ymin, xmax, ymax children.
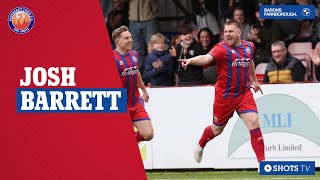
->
<box><xmin>132</xmin><ymin>50</ymin><xmax>140</xmax><ymax>67</ymax></box>
<box><xmin>208</xmin><ymin>44</ymin><xmax>224</xmax><ymax>64</ymax></box>
<box><xmin>248</xmin><ymin>41</ymin><xmax>255</xmax><ymax>58</ymax></box>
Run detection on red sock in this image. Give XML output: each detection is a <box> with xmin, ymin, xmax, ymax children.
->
<box><xmin>135</xmin><ymin>132</ymin><xmax>145</xmax><ymax>142</ymax></box>
<box><xmin>250</xmin><ymin>128</ymin><xmax>265</xmax><ymax>162</ymax></box>
<box><xmin>199</xmin><ymin>126</ymin><xmax>215</xmax><ymax>148</ymax></box>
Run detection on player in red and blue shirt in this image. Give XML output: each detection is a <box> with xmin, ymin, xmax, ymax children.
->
<box><xmin>180</xmin><ymin>20</ymin><xmax>265</xmax><ymax>167</ymax></box>
<box><xmin>112</xmin><ymin>25</ymin><xmax>153</xmax><ymax>142</ymax></box>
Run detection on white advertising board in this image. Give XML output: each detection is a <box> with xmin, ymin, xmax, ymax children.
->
<box><xmin>140</xmin><ymin>83</ymin><xmax>320</xmax><ymax>169</ymax></box>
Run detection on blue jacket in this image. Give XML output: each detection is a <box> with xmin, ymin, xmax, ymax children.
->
<box><xmin>145</xmin><ymin>50</ymin><xmax>175</xmax><ymax>86</ymax></box>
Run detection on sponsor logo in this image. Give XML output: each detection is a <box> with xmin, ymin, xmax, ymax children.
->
<box><xmin>302</xmin><ymin>8</ymin><xmax>311</xmax><ymax>16</ymax></box>
<box><xmin>231</xmin><ymin>58</ymin><xmax>251</xmax><ymax>67</ymax></box>
<box><xmin>260</xmin><ymin>5</ymin><xmax>315</xmax><ymax>19</ymax></box>
<box><xmin>121</xmin><ymin>66</ymin><xmax>138</xmax><ymax>76</ymax></box>
<box><xmin>228</xmin><ymin>94</ymin><xmax>320</xmax><ymax>159</ymax></box>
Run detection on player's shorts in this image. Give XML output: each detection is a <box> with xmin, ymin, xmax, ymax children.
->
<box><xmin>129</xmin><ymin>102</ymin><xmax>150</xmax><ymax>122</ymax></box>
<box><xmin>213</xmin><ymin>89</ymin><xmax>257</xmax><ymax>126</ymax></box>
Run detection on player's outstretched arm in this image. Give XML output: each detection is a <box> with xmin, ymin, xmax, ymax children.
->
<box><xmin>137</xmin><ymin>71</ymin><xmax>149</xmax><ymax>102</ymax></box>
<box><xmin>178</xmin><ymin>54</ymin><xmax>213</xmax><ymax>69</ymax></box>
<box><xmin>249</xmin><ymin>61</ymin><xmax>263</xmax><ymax>95</ymax></box>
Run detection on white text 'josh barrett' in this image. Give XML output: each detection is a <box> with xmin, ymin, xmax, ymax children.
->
<box><xmin>17</xmin><ymin>67</ymin><xmax>127</xmax><ymax>112</ymax></box>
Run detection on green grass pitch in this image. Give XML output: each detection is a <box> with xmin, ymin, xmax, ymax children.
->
<box><xmin>147</xmin><ymin>169</ymin><xmax>319</xmax><ymax>179</ymax></box>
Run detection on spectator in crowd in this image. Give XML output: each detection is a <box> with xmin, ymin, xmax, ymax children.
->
<box><xmin>195</xmin><ymin>27</ymin><xmax>218</xmax><ymax>84</ymax></box>
<box><xmin>263</xmin><ymin>41</ymin><xmax>306</xmax><ymax>83</ymax></box>
<box><xmin>270</xmin><ymin>0</ymin><xmax>300</xmax><ymax>45</ymax></box>
<box><xmin>233</xmin><ymin>0</ymin><xmax>261</xmax><ymax>24</ymax></box>
<box><xmin>100</xmin><ymin>0</ymin><xmax>114</xmax><ymax>23</ymax></box>
<box><xmin>171</xmin><ymin>24</ymin><xmax>203</xmax><ymax>85</ymax></box>
<box><xmin>312</xmin><ymin>46</ymin><xmax>320</xmax><ymax>81</ymax></box>
<box><xmin>192</xmin><ymin>0</ymin><xmax>221</xmax><ymax>45</ymax></box>
<box><xmin>249</xmin><ymin>6</ymin><xmax>284</xmax><ymax>66</ymax></box>
<box><xmin>145</xmin><ymin>33</ymin><xmax>175</xmax><ymax>86</ymax></box>
<box><xmin>128</xmin><ymin>0</ymin><xmax>159</xmax><ymax>85</ymax></box>
<box><xmin>232</xmin><ymin>6</ymin><xmax>251</xmax><ymax>40</ymax></box>
<box><xmin>170</xmin><ymin>35</ymin><xmax>182</xmax><ymax>49</ymax></box>
<box><xmin>219</xmin><ymin>0</ymin><xmax>259</xmax><ymax>28</ymax></box>
<box><xmin>106</xmin><ymin>0</ymin><xmax>129</xmax><ymax>49</ymax></box>
<box><xmin>219</xmin><ymin>0</ymin><xmax>236</xmax><ymax>21</ymax></box>
<box><xmin>196</xmin><ymin>28</ymin><xmax>216</xmax><ymax>54</ymax></box>
<box><xmin>169</xmin><ymin>35</ymin><xmax>182</xmax><ymax>85</ymax></box>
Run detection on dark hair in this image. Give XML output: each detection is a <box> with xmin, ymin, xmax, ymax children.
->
<box><xmin>112</xmin><ymin>25</ymin><xmax>129</xmax><ymax>42</ymax></box>
<box><xmin>233</xmin><ymin>5</ymin><xmax>246</xmax><ymax>17</ymax></box>
<box><xmin>197</xmin><ymin>27</ymin><xmax>214</xmax><ymax>41</ymax></box>
<box><xmin>178</xmin><ymin>24</ymin><xmax>193</xmax><ymax>35</ymax></box>
<box><xmin>225</xmin><ymin>20</ymin><xmax>242</xmax><ymax>30</ymax></box>
<box><xmin>170</xmin><ymin>35</ymin><xmax>180</xmax><ymax>48</ymax></box>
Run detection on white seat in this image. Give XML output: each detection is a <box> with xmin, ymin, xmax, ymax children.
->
<box><xmin>288</xmin><ymin>42</ymin><xmax>313</xmax><ymax>57</ymax></box>
<box><xmin>255</xmin><ymin>63</ymin><xmax>268</xmax><ymax>82</ymax></box>
<box><xmin>255</xmin><ymin>63</ymin><xmax>268</xmax><ymax>74</ymax></box>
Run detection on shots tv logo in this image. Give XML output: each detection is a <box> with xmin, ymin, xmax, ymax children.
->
<box><xmin>260</xmin><ymin>161</ymin><xmax>315</xmax><ymax>175</ymax></box>
<box><xmin>8</xmin><ymin>6</ymin><xmax>35</xmax><ymax>34</ymax></box>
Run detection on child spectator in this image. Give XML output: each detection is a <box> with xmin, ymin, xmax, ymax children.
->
<box><xmin>145</xmin><ymin>33</ymin><xmax>175</xmax><ymax>86</ymax></box>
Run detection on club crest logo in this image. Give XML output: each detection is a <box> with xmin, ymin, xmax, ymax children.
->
<box><xmin>245</xmin><ymin>47</ymin><xmax>251</xmax><ymax>55</ymax></box>
<box><xmin>8</xmin><ymin>6</ymin><xmax>35</xmax><ymax>34</ymax></box>
<box><xmin>132</xmin><ymin>56</ymin><xmax>138</xmax><ymax>62</ymax></box>
<box><xmin>189</xmin><ymin>50</ymin><xmax>195</xmax><ymax>56</ymax></box>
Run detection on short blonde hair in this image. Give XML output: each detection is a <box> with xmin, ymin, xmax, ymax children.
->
<box><xmin>112</xmin><ymin>25</ymin><xmax>129</xmax><ymax>42</ymax></box>
<box><xmin>150</xmin><ymin>33</ymin><xmax>166</xmax><ymax>46</ymax></box>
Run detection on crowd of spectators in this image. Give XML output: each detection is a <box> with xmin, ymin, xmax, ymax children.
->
<box><xmin>104</xmin><ymin>0</ymin><xmax>320</xmax><ymax>86</ymax></box>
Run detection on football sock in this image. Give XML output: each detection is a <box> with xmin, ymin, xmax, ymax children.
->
<box><xmin>250</xmin><ymin>127</ymin><xmax>265</xmax><ymax>162</ymax></box>
<box><xmin>135</xmin><ymin>131</ymin><xmax>145</xmax><ymax>142</ymax></box>
<box><xmin>199</xmin><ymin>126</ymin><xmax>215</xmax><ymax>148</ymax></box>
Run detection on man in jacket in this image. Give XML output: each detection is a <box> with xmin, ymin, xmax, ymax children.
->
<box><xmin>263</xmin><ymin>41</ymin><xmax>306</xmax><ymax>83</ymax></box>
